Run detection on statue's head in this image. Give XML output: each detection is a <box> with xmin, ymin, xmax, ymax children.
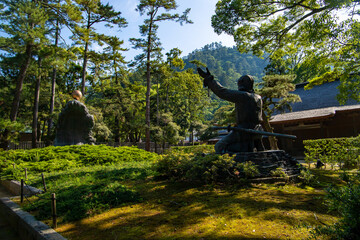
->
<box><xmin>237</xmin><ymin>75</ymin><xmax>254</xmax><ymax>92</ymax></box>
<box><xmin>71</xmin><ymin>90</ymin><xmax>82</xmax><ymax>100</ymax></box>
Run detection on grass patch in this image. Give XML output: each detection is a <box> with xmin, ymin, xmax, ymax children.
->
<box><xmin>4</xmin><ymin>146</ymin><xmax>351</xmax><ymax>239</ymax></box>
<box><xmin>51</xmin><ymin>178</ymin><xmax>339</xmax><ymax>240</ymax></box>
<box><xmin>17</xmin><ymin>169</ymin><xmax>343</xmax><ymax>240</ymax></box>
<box><xmin>21</xmin><ymin>162</ymin><xmax>156</xmax><ymax>222</ymax></box>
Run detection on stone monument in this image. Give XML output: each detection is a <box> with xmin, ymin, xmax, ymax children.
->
<box><xmin>54</xmin><ymin>90</ymin><xmax>95</xmax><ymax>146</ymax></box>
<box><xmin>198</xmin><ymin>68</ymin><xmax>301</xmax><ymax>180</ymax></box>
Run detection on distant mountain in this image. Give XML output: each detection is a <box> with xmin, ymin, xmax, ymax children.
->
<box><xmin>183</xmin><ymin>42</ymin><xmax>268</xmax><ymax>89</ymax></box>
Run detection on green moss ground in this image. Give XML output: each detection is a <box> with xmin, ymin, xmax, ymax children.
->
<box><xmin>39</xmin><ymin>169</ymin><xmax>340</xmax><ymax>240</ymax></box>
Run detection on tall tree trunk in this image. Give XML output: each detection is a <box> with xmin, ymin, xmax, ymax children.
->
<box><xmin>154</xmin><ymin>78</ymin><xmax>160</xmax><ymax>154</ymax></box>
<box><xmin>262</xmin><ymin>112</ymin><xmax>279</xmax><ymax>150</ymax></box>
<box><xmin>0</xmin><ymin>43</ymin><xmax>33</xmax><ymax>150</ymax></box>
<box><xmin>10</xmin><ymin>44</ymin><xmax>33</xmax><ymax>122</ymax></box>
<box><xmin>166</xmin><ymin>84</ymin><xmax>169</xmax><ymax>110</ymax></box>
<box><xmin>81</xmin><ymin>41</ymin><xmax>89</xmax><ymax>95</ymax></box>
<box><xmin>47</xmin><ymin>18</ymin><xmax>60</xmax><ymax>145</ymax></box>
<box><xmin>113</xmin><ymin>60</ymin><xmax>121</xmax><ymax>142</ymax></box>
<box><xmin>41</xmin><ymin>119</ymin><xmax>46</xmax><ymax>141</ymax></box>
<box><xmin>114</xmin><ymin>116</ymin><xmax>120</xmax><ymax>142</ymax></box>
<box><xmin>81</xmin><ymin>16</ymin><xmax>91</xmax><ymax>95</ymax></box>
<box><xmin>37</xmin><ymin>121</ymin><xmax>41</xmax><ymax>142</ymax></box>
<box><xmin>32</xmin><ymin>57</ymin><xmax>42</xmax><ymax>148</ymax></box>
<box><xmin>156</xmin><ymin>77</ymin><xmax>159</xmax><ymax>125</ymax></box>
<box><xmin>145</xmin><ymin>18</ymin><xmax>153</xmax><ymax>152</ymax></box>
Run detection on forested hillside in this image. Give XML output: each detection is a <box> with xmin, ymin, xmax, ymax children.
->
<box><xmin>183</xmin><ymin>43</ymin><xmax>268</xmax><ymax>89</ymax></box>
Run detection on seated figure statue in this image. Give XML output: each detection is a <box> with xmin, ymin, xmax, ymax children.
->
<box><xmin>54</xmin><ymin>90</ymin><xmax>95</xmax><ymax>146</ymax></box>
<box><xmin>198</xmin><ymin>68</ymin><xmax>265</xmax><ymax>154</ymax></box>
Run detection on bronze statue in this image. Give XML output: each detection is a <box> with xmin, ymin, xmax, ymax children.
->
<box><xmin>198</xmin><ymin>68</ymin><xmax>265</xmax><ymax>154</ymax></box>
<box><xmin>54</xmin><ymin>90</ymin><xmax>95</xmax><ymax>146</ymax></box>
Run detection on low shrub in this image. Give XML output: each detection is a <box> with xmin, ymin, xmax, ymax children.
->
<box><xmin>310</xmin><ymin>172</ymin><xmax>360</xmax><ymax>239</ymax></box>
<box><xmin>0</xmin><ymin>145</ymin><xmax>159</xmax><ymax>180</ymax></box>
<box><xmin>298</xmin><ymin>168</ymin><xmax>317</xmax><ymax>186</ymax></box>
<box><xmin>155</xmin><ymin>150</ymin><xmax>260</xmax><ymax>184</ymax></box>
<box><xmin>270</xmin><ymin>167</ymin><xmax>287</xmax><ymax>178</ymax></box>
<box><xmin>22</xmin><ymin>164</ymin><xmax>151</xmax><ymax>222</ymax></box>
<box><xmin>236</xmin><ymin>161</ymin><xmax>260</xmax><ymax>178</ymax></box>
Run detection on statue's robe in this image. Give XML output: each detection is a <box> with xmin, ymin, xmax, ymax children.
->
<box><xmin>207</xmin><ymin>79</ymin><xmax>264</xmax><ymax>153</ymax></box>
<box><xmin>54</xmin><ymin>100</ymin><xmax>95</xmax><ymax>146</ymax></box>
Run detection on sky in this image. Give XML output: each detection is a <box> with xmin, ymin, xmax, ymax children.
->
<box><xmin>100</xmin><ymin>0</ymin><xmax>236</xmax><ymax>61</ymax></box>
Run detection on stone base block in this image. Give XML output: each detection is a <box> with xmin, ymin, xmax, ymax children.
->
<box><xmin>234</xmin><ymin>150</ymin><xmax>302</xmax><ymax>180</ymax></box>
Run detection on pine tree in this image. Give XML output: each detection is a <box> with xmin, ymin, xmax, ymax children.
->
<box><xmin>0</xmin><ymin>0</ymin><xmax>49</xmax><ymax>149</ymax></box>
<box><xmin>130</xmin><ymin>0</ymin><xmax>192</xmax><ymax>151</ymax></box>
<box><xmin>71</xmin><ymin>0</ymin><xmax>127</xmax><ymax>95</ymax></box>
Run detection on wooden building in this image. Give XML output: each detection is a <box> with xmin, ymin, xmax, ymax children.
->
<box><xmin>270</xmin><ymin>81</ymin><xmax>360</xmax><ymax>156</ymax></box>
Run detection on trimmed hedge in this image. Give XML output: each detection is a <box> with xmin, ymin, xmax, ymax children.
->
<box><xmin>303</xmin><ymin>135</ymin><xmax>360</xmax><ymax>169</ymax></box>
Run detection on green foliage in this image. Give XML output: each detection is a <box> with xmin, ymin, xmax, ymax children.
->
<box><xmin>236</xmin><ymin>161</ymin><xmax>259</xmax><ymax>178</ymax></box>
<box><xmin>270</xmin><ymin>167</ymin><xmax>287</xmax><ymax>178</ymax></box>
<box><xmin>211</xmin><ymin>102</ymin><xmax>236</xmax><ymax>126</ymax></box>
<box><xmin>212</xmin><ymin>0</ymin><xmax>360</xmax><ymax>103</ymax></box>
<box><xmin>0</xmin><ymin>145</ymin><xmax>157</xmax><ymax>222</ymax></box>
<box><xmin>155</xmin><ymin>152</ymin><xmax>238</xmax><ymax>184</ymax></box>
<box><xmin>0</xmin><ymin>119</ymin><xmax>24</xmax><ymax>145</ymax></box>
<box><xmin>0</xmin><ymin>145</ymin><xmax>159</xmax><ymax>180</ymax></box>
<box><xmin>304</xmin><ymin>136</ymin><xmax>360</xmax><ymax>169</ymax></box>
<box><xmin>130</xmin><ymin>0</ymin><xmax>192</xmax><ymax>149</ymax></box>
<box><xmin>298</xmin><ymin>168</ymin><xmax>317</xmax><ymax>186</ymax></box>
<box><xmin>151</xmin><ymin>112</ymin><xmax>182</xmax><ymax>145</ymax></box>
<box><xmin>258</xmin><ymin>75</ymin><xmax>301</xmax><ymax>116</ymax></box>
<box><xmin>156</xmin><ymin>146</ymin><xmax>261</xmax><ymax>183</ymax></box>
<box><xmin>168</xmin><ymin>145</ymin><xmax>215</xmax><ymax>154</ymax></box>
<box><xmin>23</xmin><ymin>163</ymin><xmax>154</xmax><ymax>222</ymax></box>
<box><xmin>310</xmin><ymin>172</ymin><xmax>360</xmax><ymax>239</ymax></box>
<box><xmin>257</xmin><ymin>74</ymin><xmax>301</xmax><ymax>149</ymax></box>
<box><xmin>87</xmin><ymin>105</ymin><xmax>112</xmax><ymax>141</ymax></box>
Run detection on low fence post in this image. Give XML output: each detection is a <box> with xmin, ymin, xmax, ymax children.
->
<box><xmin>21</xmin><ymin>179</ymin><xmax>24</xmax><ymax>203</ymax></box>
<box><xmin>41</xmin><ymin>173</ymin><xmax>47</xmax><ymax>192</ymax></box>
<box><xmin>51</xmin><ymin>193</ymin><xmax>57</xmax><ymax>229</ymax></box>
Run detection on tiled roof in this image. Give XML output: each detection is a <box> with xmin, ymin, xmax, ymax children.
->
<box><xmin>271</xmin><ymin>80</ymin><xmax>360</xmax><ymax>124</ymax></box>
<box><xmin>290</xmin><ymin>81</ymin><xmax>359</xmax><ymax>112</ymax></box>
<box><xmin>271</xmin><ymin>105</ymin><xmax>360</xmax><ymax>124</ymax></box>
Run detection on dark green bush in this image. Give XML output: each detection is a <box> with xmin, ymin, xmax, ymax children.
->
<box><xmin>237</xmin><ymin>161</ymin><xmax>260</xmax><ymax>178</ymax></box>
<box><xmin>155</xmin><ymin>149</ymin><xmax>259</xmax><ymax>184</ymax></box>
<box><xmin>310</xmin><ymin>172</ymin><xmax>360</xmax><ymax>239</ymax></box>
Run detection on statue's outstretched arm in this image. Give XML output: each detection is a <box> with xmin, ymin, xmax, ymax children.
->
<box><xmin>197</xmin><ymin>67</ymin><xmax>214</xmax><ymax>87</ymax></box>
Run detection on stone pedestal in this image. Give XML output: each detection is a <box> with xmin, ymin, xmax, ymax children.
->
<box><xmin>234</xmin><ymin>150</ymin><xmax>302</xmax><ymax>180</ymax></box>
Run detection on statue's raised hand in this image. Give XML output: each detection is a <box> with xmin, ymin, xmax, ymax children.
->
<box><xmin>197</xmin><ymin>67</ymin><xmax>214</xmax><ymax>87</ymax></box>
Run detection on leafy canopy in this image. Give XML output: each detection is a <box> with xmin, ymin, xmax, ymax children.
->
<box><xmin>212</xmin><ymin>0</ymin><xmax>360</xmax><ymax>103</ymax></box>
<box><xmin>212</xmin><ymin>0</ymin><xmax>354</xmax><ymax>56</ymax></box>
